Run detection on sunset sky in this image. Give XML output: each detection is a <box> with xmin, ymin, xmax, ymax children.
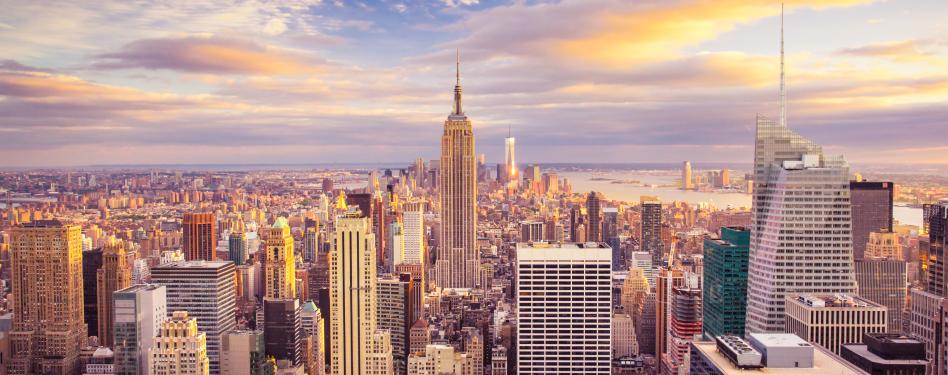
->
<box><xmin>1</xmin><ymin>0</ymin><xmax>946</xmax><ymax>166</ymax></box>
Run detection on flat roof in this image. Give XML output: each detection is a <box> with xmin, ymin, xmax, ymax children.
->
<box><xmin>517</xmin><ymin>242</ymin><xmax>611</xmax><ymax>261</ymax></box>
<box><xmin>152</xmin><ymin>260</ymin><xmax>234</xmax><ymax>269</ymax></box>
<box><xmin>693</xmin><ymin>340</ymin><xmax>867</xmax><ymax>374</ymax></box>
<box><xmin>841</xmin><ymin>344</ymin><xmax>927</xmax><ymax>366</ymax></box>
<box><xmin>749</xmin><ymin>333</ymin><xmax>811</xmax><ymax>348</ymax></box>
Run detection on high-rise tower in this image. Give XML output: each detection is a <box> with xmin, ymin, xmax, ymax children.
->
<box><xmin>436</xmin><ymin>51</ymin><xmax>479</xmax><ymax>289</ymax></box>
<box><xmin>329</xmin><ymin>211</ymin><xmax>393</xmax><ymax>375</ymax></box>
<box><xmin>97</xmin><ymin>238</ymin><xmax>135</xmax><ymax>347</ymax></box>
<box><xmin>264</xmin><ymin>218</ymin><xmax>296</xmax><ymax>300</ymax></box>
<box><xmin>682</xmin><ymin>161</ymin><xmax>693</xmax><ymax>190</ymax></box>
<box><xmin>504</xmin><ymin>126</ymin><xmax>517</xmax><ymax>187</ymax></box>
<box><xmin>9</xmin><ymin>220</ymin><xmax>86</xmax><ymax>375</ymax></box>
<box><xmin>183</xmin><ymin>212</ymin><xmax>216</xmax><ymax>261</ymax></box>
<box><xmin>745</xmin><ymin>5</ymin><xmax>858</xmax><ymax>333</ymax></box>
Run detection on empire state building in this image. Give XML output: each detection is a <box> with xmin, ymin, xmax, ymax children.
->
<box><xmin>436</xmin><ymin>53</ymin><xmax>479</xmax><ymax>289</ymax></box>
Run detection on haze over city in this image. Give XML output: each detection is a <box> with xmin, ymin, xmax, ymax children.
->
<box><xmin>2</xmin><ymin>0</ymin><xmax>947</xmax><ymax>166</ymax></box>
<box><xmin>1</xmin><ymin>2</ymin><xmax>947</xmax><ymax>375</ymax></box>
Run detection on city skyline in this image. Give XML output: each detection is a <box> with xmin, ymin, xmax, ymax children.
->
<box><xmin>2</xmin><ymin>1</ymin><xmax>948</xmax><ymax>166</ymax></box>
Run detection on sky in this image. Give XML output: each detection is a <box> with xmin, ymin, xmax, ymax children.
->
<box><xmin>1</xmin><ymin>0</ymin><xmax>947</xmax><ymax>167</ymax></box>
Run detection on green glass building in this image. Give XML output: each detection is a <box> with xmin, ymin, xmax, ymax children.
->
<box><xmin>702</xmin><ymin>226</ymin><xmax>750</xmax><ymax>339</ymax></box>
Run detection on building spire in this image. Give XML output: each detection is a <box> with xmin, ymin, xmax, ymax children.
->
<box><xmin>779</xmin><ymin>1</ymin><xmax>786</xmax><ymax>127</ymax></box>
<box><xmin>453</xmin><ymin>49</ymin><xmax>463</xmax><ymax>115</ymax></box>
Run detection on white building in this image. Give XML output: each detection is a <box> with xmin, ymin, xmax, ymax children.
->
<box><xmin>785</xmin><ymin>294</ymin><xmax>887</xmax><ymax>355</ymax></box>
<box><xmin>745</xmin><ymin>10</ymin><xmax>857</xmax><ymax>333</ymax></box>
<box><xmin>113</xmin><ymin>284</ymin><xmax>167</xmax><ymax>375</ymax></box>
<box><xmin>148</xmin><ymin>311</ymin><xmax>209</xmax><ymax>375</ymax></box>
<box><xmin>401</xmin><ymin>208</ymin><xmax>424</xmax><ymax>265</ymax></box>
<box><xmin>515</xmin><ymin>242</ymin><xmax>612</xmax><ymax>374</ymax></box>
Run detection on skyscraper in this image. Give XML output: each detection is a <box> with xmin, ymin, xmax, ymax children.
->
<box><xmin>515</xmin><ymin>242</ymin><xmax>612</xmax><ymax>374</ymax></box>
<box><xmin>264</xmin><ymin>219</ymin><xmax>296</xmax><ymax>300</ymax></box>
<box><xmin>148</xmin><ymin>311</ymin><xmax>210</xmax><ymax>375</ymax></box>
<box><xmin>586</xmin><ymin>191</ymin><xmax>602</xmax><ymax>243</ymax></box>
<box><xmin>640</xmin><ymin>196</ymin><xmax>663</xmax><ymax>264</ymax></box>
<box><xmin>183</xmin><ymin>212</ymin><xmax>216</xmax><ymax>261</ymax></box>
<box><xmin>682</xmin><ymin>161</ymin><xmax>693</xmax><ymax>190</ymax></box>
<box><xmin>662</xmin><ymin>286</ymin><xmax>702</xmax><ymax>374</ymax></box>
<box><xmin>703</xmin><ymin>226</ymin><xmax>750</xmax><ymax>339</ymax></box>
<box><xmin>83</xmin><ymin>247</ymin><xmax>104</xmax><ymax>338</ymax></box>
<box><xmin>504</xmin><ymin>127</ymin><xmax>517</xmax><ymax>187</ymax></box>
<box><xmin>378</xmin><ymin>275</ymin><xmax>412</xmax><ymax>375</ymax></box>
<box><xmin>745</xmin><ymin>6</ymin><xmax>858</xmax><ymax>334</ymax></box>
<box><xmin>113</xmin><ymin>284</ymin><xmax>167</xmax><ymax>375</ymax></box>
<box><xmin>9</xmin><ymin>220</ymin><xmax>86</xmax><ymax>375</ymax></box>
<box><xmin>925</xmin><ymin>201</ymin><xmax>948</xmax><ymax>295</ymax></box>
<box><xmin>228</xmin><ymin>232</ymin><xmax>248</xmax><ymax>265</ymax></box>
<box><xmin>854</xmin><ymin>259</ymin><xmax>907</xmax><ymax>332</ymax></box>
<box><xmin>401</xmin><ymin>203</ymin><xmax>424</xmax><ymax>265</ymax></box>
<box><xmin>850</xmin><ymin>181</ymin><xmax>894</xmax><ymax>260</ymax></box>
<box><xmin>151</xmin><ymin>261</ymin><xmax>237</xmax><ymax>375</ymax></box>
<box><xmin>98</xmin><ymin>239</ymin><xmax>134</xmax><ymax>347</ymax></box>
<box><xmin>436</xmin><ymin>53</ymin><xmax>479</xmax><ymax>289</ymax></box>
<box><xmin>329</xmin><ymin>211</ymin><xmax>394</xmax><ymax>375</ymax></box>
<box><xmin>655</xmin><ymin>267</ymin><xmax>684</xmax><ymax>361</ymax></box>
<box><xmin>263</xmin><ymin>299</ymin><xmax>303</xmax><ymax>366</ymax></box>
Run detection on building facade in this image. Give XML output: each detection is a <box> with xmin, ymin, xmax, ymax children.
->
<box><xmin>113</xmin><ymin>284</ymin><xmax>167</xmax><ymax>375</ymax></box>
<box><xmin>151</xmin><ymin>261</ymin><xmax>236</xmax><ymax>375</ymax></box>
<box><xmin>436</xmin><ymin>57</ymin><xmax>479</xmax><ymax>289</ymax></box>
<box><xmin>850</xmin><ymin>181</ymin><xmax>894</xmax><ymax>261</ymax></box>
<box><xmin>9</xmin><ymin>220</ymin><xmax>86</xmax><ymax>375</ymax></box>
<box><xmin>183</xmin><ymin>212</ymin><xmax>216</xmax><ymax>261</ymax></box>
<box><xmin>515</xmin><ymin>242</ymin><xmax>612</xmax><ymax>374</ymax></box>
<box><xmin>785</xmin><ymin>294</ymin><xmax>887</xmax><ymax>355</ymax></box>
<box><xmin>148</xmin><ymin>311</ymin><xmax>209</xmax><ymax>375</ymax></box>
<box><xmin>702</xmin><ymin>227</ymin><xmax>750</xmax><ymax>339</ymax></box>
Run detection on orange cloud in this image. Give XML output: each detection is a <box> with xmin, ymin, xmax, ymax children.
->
<box><xmin>558</xmin><ymin>0</ymin><xmax>873</xmax><ymax>68</ymax></box>
<box><xmin>95</xmin><ymin>35</ymin><xmax>322</xmax><ymax>75</ymax></box>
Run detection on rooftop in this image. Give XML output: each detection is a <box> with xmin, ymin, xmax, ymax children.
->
<box><xmin>693</xmin><ymin>339</ymin><xmax>867</xmax><ymax>374</ymax></box>
<box><xmin>789</xmin><ymin>294</ymin><xmax>884</xmax><ymax>309</ymax></box>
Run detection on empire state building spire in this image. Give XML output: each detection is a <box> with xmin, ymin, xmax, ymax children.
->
<box><xmin>453</xmin><ymin>49</ymin><xmax>463</xmax><ymax>115</ymax></box>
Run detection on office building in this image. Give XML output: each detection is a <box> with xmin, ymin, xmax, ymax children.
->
<box><xmin>148</xmin><ymin>311</ymin><xmax>209</xmax><ymax>375</ymax></box>
<box><xmin>785</xmin><ymin>294</ymin><xmax>887</xmax><ymax>355</ymax></box>
<box><xmin>83</xmin><ymin>248</ymin><xmax>105</xmax><ymax>339</ymax></box>
<box><xmin>854</xmin><ymin>259</ymin><xmax>907</xmax><ymax>332</ymax></box>
<box><xmin>908</xmin><ymin>288</ymin><xmax>943</xmax><ymax>374</ymax></box>
<box><xmin>519</xmin><ymin>221</ymin><xmax>544</xmax><ymax>243</ymax></box>
<box><xmin>613</xmin><ymin>313</ymin><xmax>638</xmax><ymax>358</ymax></box>
<box><xmin>682</xmin><ymin>161</ymin><xmax>693</xmax><ymax>190</ymax></box>
<box><xmin>9</xmin><ymin>220</ymin><xmax>86</xmax><ymax>375</ymax></box>
<box><xmin>926</xmin><ymin>201</ymin><xmax>947</xmax><ymax>295</ymax></box>
<box><xmin>603</xmin><ymin>207</ymin><xmax>620</xmax><ymax>269</ymax></box>
<box><xmin>436</xmin><ymin>55</ymin><xmax>479</xmax><ymax>289</ymax></box>
<box><xmin>504</xmin><ymin>129</ymin><xmax>518</xmax><ymax>186</ymax></box>
<box><xmin>329</xmin><ymin>211</ymin><xmax>394</xmax><ymax>375</ymax></box>
<box><xmin>264</xmin><ymin>219</ymin><xmax>296</xmax><ymax>300</ymax></box>
<box><xmin>746</xmin><ymin>10</ymin><xmax>858</xmax><ymax>333</ymax></box>
<box><xmin>151</xmin><ymin>261</ymin><xmax>236</xmax><ymax>375</ymax></box>
<box><xmin>263</xmin><ymin>299</ymin><xmax>303</xmax><ymax>366</ymax></box>
<box><xmin>587</xmin><ymin>191</ymin><xmax>602</xmax><ymax>242</ymax></box>
<box><xmin>640</xmin><ymin>196</ymin><xmax>663</xmax><ymax>264</ymax></box>
<box><xmin>98</xmin><ymin>239</ymin><xmax>135</xmax><ymax>347</ymax></box>
<box><xmin>378</xmin><ymin>275</ymin><xmax>412</xmax><ymax>375</ymax></box>
<box><xmin>663</xmin><ymin>286</ymin><xmax>702</xmax><ymax>375</ymax></box>
<box><xmin>865</xmin><ymin>231</ymin><xmax>903</xmax><ymax>260</ymax></box>
<box><xmin>401</xmin><ymin>206</ymin><xmax>424</xmax><ymax>265</ymax></box>
<box><xmin>850</xmin><ymin>181</ymin><xmax>894</xmax><ymax>261</ymax></box>
<box><xmin>515</xmin><ymin>242</ymin><xmax>612</xmax><ymax>374</ymax></box>
<box><xmin>690</xmin><ymin>333</ymin><xmax>867</xmax><ymax>374</ymax></box>
<box><xmin>840</xmin><ymin>333</ymin><xmax>927</xmax><ymax>374</ymax></box>
<box><xmin>407</xmin><ymin>344</ymin><xmax>476</xmax><ymax>375</ymax></box>
<box><xmin>221</xmin><ymin>331</ymin><xmax>272</xmax><ymax>375</ymax></box>
<box><xmin>703</xmin><ymin>227</ymin><xmax>750</xmax><ymax>339</ymax></box>
<box><xmin>183</xmin><ymin>212</ymin><xmax>216</xmax><ymax>261</ymax></box>
<box><xmin>113</xmin><ymin>284</ymin><xmax>167</xmax><ymax>375</ymax></box>
<box><xmin>656</xmin><ymin>267</ymin><xmax>684</xmax><ymax>360</ymax></box>
<box><xmin>228</xmin><ymin>232</ymin><xmax>248</xmax><ymax>265</ymax></box>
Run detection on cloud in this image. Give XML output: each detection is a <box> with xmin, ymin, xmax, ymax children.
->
<box><xmin>443</xmin><ymin>0</ymin><xmax>479</xmax><ymax>7</ymax></box>
<box><xmin>94</xmin><ymin>35</ymin><xmax>324</xmax><ymax>75</ymax></box>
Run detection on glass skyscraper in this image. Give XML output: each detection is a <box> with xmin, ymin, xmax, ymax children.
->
<box><xmin>702</xmin><ymin>226</ymin><xmax>750</xmax><ymax>339</ymax></box>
